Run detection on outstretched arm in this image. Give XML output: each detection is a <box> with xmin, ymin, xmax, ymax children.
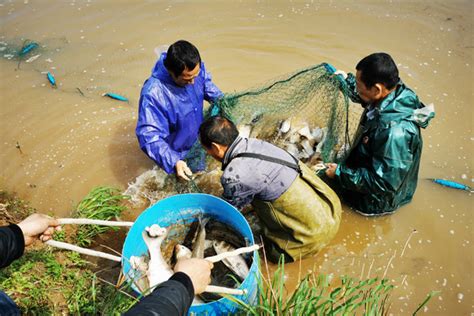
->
<box><xmin>1</xmin><ymin>213</ymin><xmax>60</xmax><ymax>268</ymax></box>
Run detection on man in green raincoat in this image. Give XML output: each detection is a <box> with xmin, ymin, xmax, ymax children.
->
<box><xmin>325</xmin><ymin>53</ymin><xmax>435</xmax><ymax>216</ymax></box>
<box><xmin>199</xmin><ymin>116</ymin><xmax>341</xmax><ymax>263</ymax></box>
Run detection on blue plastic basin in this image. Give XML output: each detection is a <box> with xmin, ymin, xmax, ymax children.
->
<box><xmin>122</xmin><ymin>193</ymin><xmax>259</xmax><ymax>315</ymax></box>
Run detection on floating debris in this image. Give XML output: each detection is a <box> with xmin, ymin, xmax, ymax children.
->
<box><xmin>429</xmin><ymin>178</ymin><xmax>473</xmax><ymax>192</ymax></box>
<box><xmin>25</xmin><ymin>54</ymin><xmax>40</xmax><ymax>63</ymax></box>
<box><xmin>15</xmin><ymin>141</ymin><xmax>23</xmax><ymax>154</ymax></box>
<box><xmin>17</xmin><ymin>42</ymin><xmax>39</xmax><ymax>68</ymax></box>
<box><xmin>76</xmin><ymin>87</ymin><xmax>85</xmax><ymax>96</ymax></box>
<box><xmin>19</xmin><ymin>42</ymin><xmax>38</xmax><ymax>56</ymax></box>
<box><xmin>103</xmin><ymin>92</ymin><xmax>128</xmax><ymax>102</ymax></box>
<box><xmin>47</xmin><ymin>72</ymin><xmax>56</xmax><ymax>87</ymax></box>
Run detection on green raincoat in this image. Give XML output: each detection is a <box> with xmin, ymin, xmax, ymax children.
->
<box><xmin>335</xmin><ymin>74</ymin><xmax>435</xmax><ymax>215</ymax></box>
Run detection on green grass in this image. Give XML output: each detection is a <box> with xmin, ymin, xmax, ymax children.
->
<box><xmin>1</xmin><ymin>188</ymin><xmax>437</xmax><ymax>314</ymax></box>
<box><xmin>0</xmin><ymin>249</ymin><xmax>138</xmax><ymax>315</ymax></box>
<box><xmin>0</xmin><ymin>186</ymin><xmax>137</xmax><ymax>314</ymax></box>
<box><xmin>229</xmin><ymin>255</ymin><xmax>437</xmax><ymax>315</ymax></box>
<box><xmin>74</xmin><ymin>186</ymin><xmax>129</xmax><ymax>247</ymax></box>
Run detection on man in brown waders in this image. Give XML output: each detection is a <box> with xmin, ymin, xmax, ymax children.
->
<box><xmin>199</xmin><ymin>116</ymin><xmax>341</xmax><ymax>263</ymax></box>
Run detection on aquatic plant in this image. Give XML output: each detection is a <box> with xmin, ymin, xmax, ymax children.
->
<box><xmin>229</xmin><ymin>255</ymin><xmax>437</xmax><ymax>315</ymax></box>
<box><xmin>74</xmin><ymin>186</ymin><xmax>129</xmax><ymax>247</ymax></box>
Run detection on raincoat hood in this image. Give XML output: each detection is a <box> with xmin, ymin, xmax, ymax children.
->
<box><xmin>376</xmin><ymin>82</ymin><xmax>435</xmax><ymax>129</ymax></box>
<box><xmin>151</xmin><ymin>52</ymin><xmax>178</xmax><ymax>85</ymax></box>
<box><xmin>136</xmin><ymin>52</ymin><xmax>223</xmax><ymax>174</ymax></box>
<box><xmin>335</xmin><ymin>76</ymin><xmax>435</xmax><ymax>215</ymax></box>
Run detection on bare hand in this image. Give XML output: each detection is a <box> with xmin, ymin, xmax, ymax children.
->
<box><xmin>174</xmin><ymin>258</ymin><xmax>213</xmax><ymax>294</ymax></box>
<box><xmin>17</xmin><ymin>213</ymin><xmax>61</xmax><ymax>246</ymax></box>
<box><xmin>176</xmin><ymin>160</ymin><xmax>193</xmax><ymax>181</ymax></box>
<box><xmin>325</xmin><ymin>163</ymin><xmax>338</xmax><ymax>179</ymax></box>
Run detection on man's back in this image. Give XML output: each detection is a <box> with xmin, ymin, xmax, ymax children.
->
<box><xmin>339</xmin><ymin>83</ymin><xmax>434</xmax><ymax>215</ymax></box>
<box><xmin>220</xmin><ymin>137</ymin><xmax>299</xmax><ymax>208</ymax></box>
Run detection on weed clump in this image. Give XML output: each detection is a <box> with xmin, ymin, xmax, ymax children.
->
<box><xmin>0</xmin><ymin>187</ymin><xmax>137</xmax><ymax>314</ymax></box>
<box><xmin>74</xmin><ymin>186</ymin><xmax>129</xmax><ymax>247</ymax></box>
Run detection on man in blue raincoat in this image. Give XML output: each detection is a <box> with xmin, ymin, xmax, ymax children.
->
<box><xmin>136</xmin><ymin>40</ymin><xmax>223</xmax><ymax>180</ymax></box>
<box><xmin>325</xmin><ymin>53</ymin><xmax>435</xmax><ymax>216</ymax></box>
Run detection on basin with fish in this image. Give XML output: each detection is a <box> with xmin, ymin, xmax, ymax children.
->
<box><xmin>122</xmin><ymin>193</ymin><xmax>259</xmax><ymax>315</ymax></box>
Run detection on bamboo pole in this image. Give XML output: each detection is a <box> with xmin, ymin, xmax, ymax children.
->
<box><xmin>46</xmin><ymin>233</ymin><xmax>258</xmax><ymax>296</ymax></box>
<box><xmin>205</xmin><ymin>285</ymin><xmax>246</xmax><ymax>295</ymax></box>
<box><xmin>57</xmin><ymin>218</ymin><xmax>134</xmax><ymax>227</ymax></box>
<box><xmin>45</xmin><ymin>240</ymin><xmax>122</xmax><ymax>262</ymax></box>
<box><xmin>205</xmin><ymin>244</ymin><xmax>260</xmax><ymax>263</ymax></box>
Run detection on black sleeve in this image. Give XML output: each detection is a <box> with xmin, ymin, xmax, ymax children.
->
<box><xmin>0</xmin><ymin>224</ymin><xmax>25</xmax><ymax>268</ymax></box>
<box><xmin>123</xmin><ymin>272</ymin><xmax>195</xmax><ymax>316</ymax></box>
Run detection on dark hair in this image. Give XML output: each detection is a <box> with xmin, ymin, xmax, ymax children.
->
<box><xmin>356</xmin><ymin>53</ymin><xmax>400</xmax><ymax>89</ymax></box>
<box><xmin>164</xmin><ymin>40</ymin><xmax>201</xmax><ymax>77</ymax></box>
<box><xmin>199</xmin><ymin>116</ymin><xmax>239</xmax><ymax>148</ymax></box>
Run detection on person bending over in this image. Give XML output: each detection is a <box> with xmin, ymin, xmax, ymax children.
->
<box><xmin>199</xmin><ymin>116</ymin><xmax>341</xmax><ymax>263</ymax></box>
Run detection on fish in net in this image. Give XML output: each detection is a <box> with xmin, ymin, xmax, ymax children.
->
<box><xmin>206</xmin><ymin>63</ymin><xmax>363</xmax><ymax>166</ymax></box>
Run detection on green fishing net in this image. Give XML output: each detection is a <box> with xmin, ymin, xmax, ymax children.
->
<box><xmin>206</xmin><ymin>63</ymin><xmax>363</xmax><ymax>164</ymax></box>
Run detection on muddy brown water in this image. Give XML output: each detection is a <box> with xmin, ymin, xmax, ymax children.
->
<box><xmin>0</xmin><ymin>1</ymin><xmax>472</xmax><ymax>314</ymax></box>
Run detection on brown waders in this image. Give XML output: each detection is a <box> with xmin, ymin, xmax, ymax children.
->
<box><xmin>252</xmin><ymin>161</ymin><xmax>342</xmax><ymax>263</ymax></box>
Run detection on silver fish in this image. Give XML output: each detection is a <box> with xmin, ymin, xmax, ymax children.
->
<box><xmin>301</xmin><ymin>139</ymin><xmax>315</xmax><ymax>156</ymax></box>
<box><xmin>279</xmin><ymin>119</ymin><xmax>291</xmax><ymax>134</ymax></box>
<box><xmin>175</xmin><ymin>244</ymin><xmax>192</xmax><ymax>261</ymax></box>
<box><xmin>311</xmin><ymin>127</ymin><xmax>325</xmax><ymax>144</ymax></box>
<box><xmin>297</xmin><ymin>124</ymin><xmax>312</xmax><ymax>140</ymax></box>
<box><xmin>143</xmin><ymin>224</ymin><xmax>173</xmax><ymax>289</ymax></box>
<box><xmin>173</xmin><ymin>244</ymin><xmax>205</xmax><ymax>305</ymax></box>
<box><xmin>315</xmin><ymin>127</ymin><xmax>328</xmax><ymax>154</ymax></box>
<box><xmin>212</xmin><ymin>240</ymin><xmax>250</xmax><ymax>280</ymax></box>
<box><xmin>129</xmin><ymin>255</ymin><xmax>149</xmax><ymax>294</ymax></box>
<box><xmin>288</xmin><ymin>132</ymin><xmax>300</xmax><ymax>144</ymax></box>
<box><xmin>192</xmin><ymin>218</ymin><xmax>209</xmax><ymax>259</ymax></box>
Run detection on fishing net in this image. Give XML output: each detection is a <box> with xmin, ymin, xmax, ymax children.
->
<box><xmin>206</xmin><ymin>63</ymin><xmax>363</xmax><ymax>165</ymax></box>
<box><xmin>126</xmin><ymin>63</ymin><xmax>365</xmax><ymax>204</ymax></box>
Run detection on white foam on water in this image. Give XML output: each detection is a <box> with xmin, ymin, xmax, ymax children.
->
<box><xmin>124</xmin><ymin>166</ymin><xmax>167</xmax><ymax>206</ymax></box>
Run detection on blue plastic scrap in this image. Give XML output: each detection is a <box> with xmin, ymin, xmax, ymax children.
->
<box><xmin>430</xmin><ymin>178</ymin><xmax>472</xmax><ymax>192</ymax></box>
<box><xmin>46</xmin><ymin>72</ymin><xmax>56</xmax><ymax>87</ymax></box>
<box><xmin>19</xmin><ymin>42</ymin><xmax>38</xmax><ymax>56</ymax></box>
<box><xmin>103</xmin><ymin>93</ymin><xmax>128</xmax><ymax>102</ymax></box>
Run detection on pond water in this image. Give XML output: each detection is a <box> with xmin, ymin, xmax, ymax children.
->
<box><xmin>0</xmin><ymin>1</ymin><xmax>472</xmax><ymax>314</ymax></box>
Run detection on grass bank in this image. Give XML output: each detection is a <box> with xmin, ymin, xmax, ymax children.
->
<box><xmin>0</xmin><ymin>188</ymin><xmax>436</xmax><ymax>315</ymax></box>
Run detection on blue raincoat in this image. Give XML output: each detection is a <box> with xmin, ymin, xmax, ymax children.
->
<box><xmin>136</xmin><ymin>52</ymin><xmax>223</xmax><ymax>174</ymax></box>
